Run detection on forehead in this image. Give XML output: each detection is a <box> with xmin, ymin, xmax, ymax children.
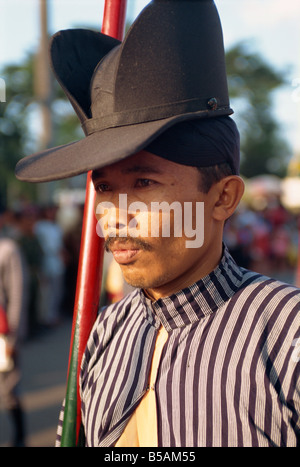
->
<box><xmin>92</xmin><ymin>150</ymin><xmax>180</xmax><ymax>180</ymax></box>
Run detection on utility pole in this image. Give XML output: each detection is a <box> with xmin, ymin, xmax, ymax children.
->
<box><xmin>35</xmin><ymin>0</ymin><xmax>54</xmax><ymax>202</ymax></box>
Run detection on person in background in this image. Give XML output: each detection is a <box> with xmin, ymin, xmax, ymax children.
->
<box><xmin>0</xmin><ymin>206</ymin><xmax>27</xmax><ymax>447</ymax></box>
<box><xmin>14</xmin><ymin>207</ymin><xmax>43</xmax><ymax>338</ymax></box>
<box><xmin>34</xmin><ymin>205</ymin><xmax>65</xmax><ymax>327</ymax></box>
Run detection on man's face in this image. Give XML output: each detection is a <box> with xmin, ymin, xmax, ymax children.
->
<box><xmin>92</xmin><ymin>151</ymin><xmax>223</xmax><ymax>299</ymax></box>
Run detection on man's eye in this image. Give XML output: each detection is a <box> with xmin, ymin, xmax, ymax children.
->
<box><xmin>135</xmin><ymin>178</ymin><xmax>155</xmax><ymax>188</ymax></box>
<box><xmin>95</xmin><ymin>183</ymin><xmax>111</xmax><ymax>193</ymax></box>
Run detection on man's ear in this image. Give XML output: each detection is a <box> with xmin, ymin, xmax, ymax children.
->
<box><xmin>212</xmin><ymin>176</ymin><xmax>245</xmax><ymax>221</ymax></box>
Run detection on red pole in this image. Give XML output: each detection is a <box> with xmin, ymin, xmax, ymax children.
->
<box><xmin>102</xmin><ymin>0</ymin><xmax>127</xmax><ymax>38</ymax></box>
<box><xmin>61</xmin><ymin>0</ymin><xmax>127</xmax><ymax>446</ymax></box>
<box><xmin>296</xmin><ymin>217</ymin><xmax>300</xmax><ymax>287</ymax></box>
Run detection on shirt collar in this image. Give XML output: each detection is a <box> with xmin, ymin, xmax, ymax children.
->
<box><xmin>140</xmin><ymin>245</ymin><xmax>243</xmax><ymax>332</ymax></box>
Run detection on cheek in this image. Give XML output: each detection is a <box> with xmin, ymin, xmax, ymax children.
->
<box><xmin>128</xmin><ymin>208</ymin><xmax>177</xmax><ymax>239</ymax></box>
<box><xmin>147</xmin><ymin>236</ymin><xmax>187</xmax><ymax>272</ymax></box>
<box><xmin>127</xmin><ymin>209</ymin><xmax>150</xmax><ymax>238</ymax></box>
<box><xmin>133</xmin><ymin>205</ymin><xmax>187</xmax><ymax>238</ymax></box>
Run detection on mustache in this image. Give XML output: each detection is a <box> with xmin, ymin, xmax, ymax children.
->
<box><xmin>104</xmin><ymin>236</ymin><xmax>153</xmax><ymax>253</ymax></box>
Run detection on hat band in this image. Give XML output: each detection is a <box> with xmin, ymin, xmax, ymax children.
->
<box><xmin>81</xmin><ymin>97</ymin><xmax>231</xmax><ymax>135</ymax></box>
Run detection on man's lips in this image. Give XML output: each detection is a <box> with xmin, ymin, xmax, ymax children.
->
<box><xmin>105</xmin><ymin>237</ymin><xmax>152</xmax><ymax>264</ymax></box>
<box><xmin>111</xmin><ymin>248</ymin><xmax>140</xmax><ymax>264</ymax></box>
<box><xmin>106</xmin><ymin>238</ymin><xmax>152</xmax><ymax>265</ymax></box>
<box><xmin>110</xmin><ymin>242</ymin><xmax>142</xmax><ymax>264</ymax></box>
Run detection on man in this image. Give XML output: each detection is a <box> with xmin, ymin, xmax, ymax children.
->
<box><xmin>15</xmin><ymin>0</ymin><xmax>299</xmax><ymax>447</ymax></box>
<box><xmin>34</xmin><ymin>205</ymin><xmax>65</xmax><ymax>327</ymax></box>
<box><xmin>0</xmin><ymin>207</ymin><xmax>27</xmax><ymax>447</ymax></box>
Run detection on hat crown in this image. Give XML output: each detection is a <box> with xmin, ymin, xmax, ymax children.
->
<box><xmin>115</xmin><ymin>0</ymin><xmax>228</xmax><ymax>110</ymax></box>
<box><xmin>90</xmin><ymin>45</ymin><xmax>120</xmax><ymax>117</ymax></box>
<box><xmin>15</xmin><ymin>0</ymin><xmax>235</xmax><ymax>183</ymax></box>
<box><xmin>84</xmin><ymin>0</ymin><xmax>231</xmax><ymax>135</ymax></box>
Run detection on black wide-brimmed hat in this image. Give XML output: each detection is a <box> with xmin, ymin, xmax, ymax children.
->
<box><xmin>15</xmin><ymin>0</ymin><xmax>233</xmax><ymax>182</ymax></box>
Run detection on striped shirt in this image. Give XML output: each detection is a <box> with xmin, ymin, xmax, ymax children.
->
<box><xmin>57</xmin><ymin>246</ymin><xmax>300</xmax><ymax>447</ymax></box>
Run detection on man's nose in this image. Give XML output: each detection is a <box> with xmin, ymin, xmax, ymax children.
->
<box><xmin>106</xmin><ymin>206</ymin><xmax>128</xmax><ymax>232</ymax></box>
<box><xmin>95</xmin><ymin>193</ymin><xmax>133</xmax><ymax>238</ymax></box>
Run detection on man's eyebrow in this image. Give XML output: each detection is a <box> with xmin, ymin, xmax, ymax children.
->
<box><xmin>92</xmin><ymin>165</ymin><xmax>163</xmax><ymax>180</ymax></box>
<box><xmin>92</xmin><ymin>169</ymin><xmax>105</xmax><ymax>181</ymax></box>
<box><xmin>121</xmin><ymin>165</ymin><xmax>163</xmax><ymax>175</ymax></box>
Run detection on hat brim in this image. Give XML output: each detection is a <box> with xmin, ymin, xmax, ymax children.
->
<box><xmin>15</xmin><ymin>108</ymin><xmax>231</xmax><ymax>183</ymax></box>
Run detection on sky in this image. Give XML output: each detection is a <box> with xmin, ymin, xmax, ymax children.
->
<box><xmin>0</xmin><ymin>0</ymin><xmax>300</xmax><ymax>157</ymax></box>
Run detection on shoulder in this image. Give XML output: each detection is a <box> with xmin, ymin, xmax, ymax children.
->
<box><xmin>81</xmin><ymin>289</ymin><xmax>142</xmax><ymax>361</ymax></box>
<box><xmin>0</xmin><ymin>238</ymin><xmax>21</xmax><ymax>261</ymax></box>
<box><xmin>80</xmin><ymin>289</ymin><xmax>145</xmax><ymax>391</ymax></box>
<box><xmin>96</xmin><ymin>288</ymin><xmax>142</xmax><ymax>329</ymax></box>
<box><xmin>240</xmin><ymin>267</ymin><xmax>300</xmax><ymax>301</ymax></box>
<box><xmin>231</xmin><ymin>269</ymin><xmax>299</xmax><ymax>376</ymax></box>
<box><xmin>235</xmin><ymin>268</ymin><xmax>300</xmax><ymax>332</ymax></box>
<box><xmin>0</xmin><ymin>237</ymin><xmax>19</xmax><ymax>252</ymax></box>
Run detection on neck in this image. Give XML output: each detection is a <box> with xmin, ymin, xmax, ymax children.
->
<box><xmin>144</xmin><ymin>242</ymin><xmax>223</xmax><ymax>301</ymax></box>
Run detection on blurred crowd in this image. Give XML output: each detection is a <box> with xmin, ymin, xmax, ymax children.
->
<box><xmin>0</xmin><ymin>201</ymin><xmax>85</xmax><ymax>446</ymax></box>
<box><xmin>224</xmin><ymin>199</ymin><xmax>299</xmax><ymax>283</ymax></box>
<box><xmin>0</xmin><ymin>202</ymin><xmax>83</xmax><ymax>341</ymax></box>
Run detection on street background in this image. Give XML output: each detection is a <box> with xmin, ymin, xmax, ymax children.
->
<box><xmin>0</xmin><ymin>318</ymin><xmax>71</xmax><ymax>447</ymax></box>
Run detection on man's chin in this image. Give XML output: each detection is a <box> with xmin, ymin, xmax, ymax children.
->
<box><xmin>121</xmin><ymin>266</ymin><xmax>170</xmax><ymax>292</ymax></box>
<box><xmin>121</xmin><ymin>270</ymin><xmax>149</xmax><ymax>289</ymax></box>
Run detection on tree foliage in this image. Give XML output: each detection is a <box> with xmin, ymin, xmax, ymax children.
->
<box><xmin>226</xmin><ymin>42</ymin><xmax>290</xmax><ymax>177</ymax></box>
<box><xmin>0</xmin><ymin>53</ymin><xmax>83</xmax><ymax>206</ymax></box>
<box><xmin>0</xmin><ymin>55</ymin><xmax>37</xmax><ymax>204</ymax></box>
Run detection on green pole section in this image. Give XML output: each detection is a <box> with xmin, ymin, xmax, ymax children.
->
<box><xmin>60</xmin><ymin>318</ymin><xmax>80</xmax><ymax>446</ymax></box>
